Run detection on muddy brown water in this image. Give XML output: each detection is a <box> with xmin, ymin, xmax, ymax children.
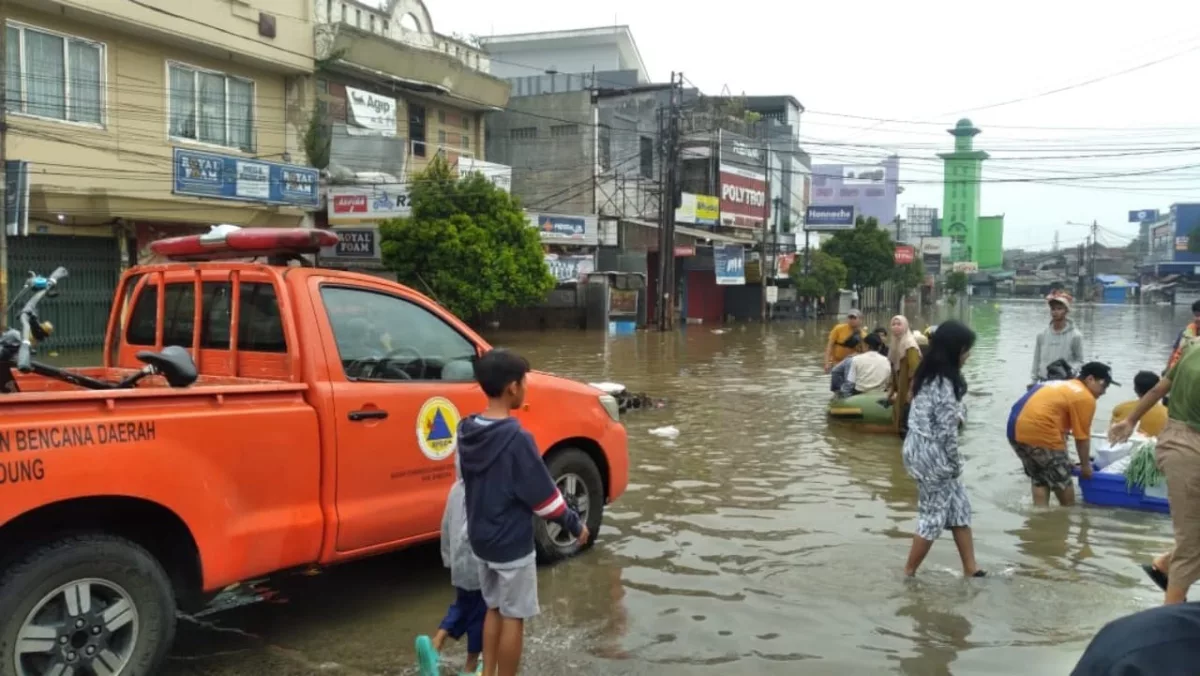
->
<box><xmin>56</xmin><ymin>300</ymin><xmax>1194</xmax><ymax>675</ymax></box>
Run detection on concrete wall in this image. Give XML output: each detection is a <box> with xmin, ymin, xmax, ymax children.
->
<box><xmin>485</xmin><ymin>91</ymin><xmax>594</xmax><ymax>215</ymax></box>
<box><xmin>27</xmin><ymin>0</ymin><xmax>314</xmax><ymax>72</ymax></box>
<box><xmin>8</xmin><ymin>1</ymin><xmax>312</xmax><ymax>227</ymax></box>
<box><xmin>487</xmin><ymin>45</ymin><xmax>623</xmax><ymax>79</ymax></box>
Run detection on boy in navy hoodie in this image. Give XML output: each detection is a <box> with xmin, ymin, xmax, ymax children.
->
<box><xmin>457</xmin><ymin>349</ymin><xmax>589</xmax><ymax>676</ymax></box>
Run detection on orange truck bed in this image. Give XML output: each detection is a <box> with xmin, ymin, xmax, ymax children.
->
<box><xmin>0</xmin><ymin>260</ymin><xmax>629</xmax><ymax>675</ymax></box>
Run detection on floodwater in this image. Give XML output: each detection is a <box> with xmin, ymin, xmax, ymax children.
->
<box><xmin>160</xmin><ymin>300</ymin><xmax>1188</xmax><ymax>675</ymax></box>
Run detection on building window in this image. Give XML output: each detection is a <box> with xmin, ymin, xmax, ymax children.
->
<box><xmin>551</xmin><ymin>124</ymin><xmax>578</xmax><ymax>137</ymax></box>
<box><xmin>326</xmin><ymin>0</ymin><xmax>333</xmax><ymax>20</ymax></box>
<box><xmin>438</xmin><ymin>109</ymin><xmax>446</xmax><ymax>124</ymax></box>
<box><xmin>510</xmin><ymin>127</ymin><xmax>537</xmax><ymax>140</ymax></box>
<box><xmin>437</xmin><ymin>129</ymin><xmax>446</xmax><ymax>147</ymax></box>
<box><xmin>5</xmin><ymin>23</ymin><xmax>104</xmax><ymax>125</ymax></box>
<box><xmin>341</xmin><ymin>4</ymin><xmax>347</xmax><ymax>22</ymax></box>
<box><xmin>462</xmin><ymin>115</ymin><xmax>470</xmax><ymax>131</ymax></box>
<box><xmin>382</xmin><ymin>19</ymin><xmax>389</xmax><ymax>33</ymax></box>
<box><xmin>168</xmin><ymin>62</ymin><xmax>255</xmax><ymax>152</ymax></box>
<box><xmin>355</xmin><ymin>9</ymin><xmax>361</xmax><ymax>27</ymax></box>
<box><xmin>369</xmin><ymin>14</ymin><xmax>376</xmax><ymax>32</ymax></box>
<box><xmin>462</xmin><ymin>134</ymin><xmax>470</xmax><ymax>151</ymax></box>
<box><xmin>409</xmin><ymin>104</ymin><xmax>426</xmax><ymax>157</ymax></box>
<box><xmin>639</xmin><ymin>136</ymin><xmax>653</xmax><ymax>179</ymax></box>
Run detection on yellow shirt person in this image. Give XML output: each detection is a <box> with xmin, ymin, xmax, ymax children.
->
<box><xmin>826</xmin><ymin>309</ymin><xmax>867</xmax><ymax>371</ymax></box>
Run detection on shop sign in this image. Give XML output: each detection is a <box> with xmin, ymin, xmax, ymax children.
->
<box><xmin>675</xmin><ymin>193</ymin><xmax>719</xmax><ymax>226</ymax></box>
<box><xmin>4</xmin><ymin>159</ymin><xmax>29</xmax><ymax>236</ymax></box>
<box><xmin>609</xmin><ymin>289</ymin><xmax>638</xmax><ymax>317</ymax></box>
<box><xmin>894</xmin><ymin>245</ymin><xmax>915</xmax><ymax>265</ymax></box>
<box><xmin>922</xmin><ymin>252</ymin><xmax>942</xmax><ymax>275</ymax></box>
<box><xmin>545</xmin><ymin>253</ymin><xmax>594</xmax><ymax>283</ymax></box>
<box><xmin>952</xmin><ymin>261</ymin><xmax>978</xmax><ymax>273</ymax></box>
<box><xmin>527</xmin><ymin>212</ymin><xmax>598</xmax><ymax>245</ymax></box>
<box><xmin>714</xmin><ymin>244</ymin><xmax>745</xmax><ymax>285</ymax></box>
<box><xmin>327</xmin><ymin>184</ymin><xmax>412</xmax><ymax>223</ymax></box>
<box><xmin>719</xmin><ymin>164</ymin><xmax>767</xmax><ymax>230</ymax></box>
<box><xmin>804</xmin><ymin>205</ymin><xmax>855</xmax><ymax>231</ymax></box>
<box><xmin>458</xmin><ymin>158</ymin><xmax>512</xmax><ymax>193</ymax></box>
<box><xmin>1177</xmin><ymin>236</ymin><xmax>1189</xmax><ymax>252</ymax></box>
<box><xmin>345</xmin><ymin>86</ymin><xmax>397</xmax><ymax>136</ymax></box>
<box><xmin>173</xmin><ymin>148</ymin><xmax>319</xmax><ymax>207</ymax></box>
<box><xmin>920</xmin><ymin>236</ymin><xmax>950</xmax><ymax>256</ymax></box>
<box><xmin>841</xmin><ymin>165</ymin><xmax>888</xmax><ymax>186</ymax></box>
<box><xmin>674</xmin><ymin>246</ymin><xmax>695</xmax><ymax>257</ymax></box>
<box><xmin>319</xmin><ymin>227</ymin><xmax>382</xmax><ymax>265</ymax></box>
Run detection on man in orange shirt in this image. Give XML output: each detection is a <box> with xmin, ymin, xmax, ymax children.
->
<box><xmin>1007</xmin><ymin>362</ymin><xmax>1117</xmax><ymax>506</ymax></box>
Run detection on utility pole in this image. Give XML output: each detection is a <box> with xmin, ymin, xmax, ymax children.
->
<box><xmin>760</xmin><ymin>128</ymin><xmax>770</xmax><ymax>323</ymax></box>
<box><xmin>0</xmin><ymin>0</ymin><xmax>9</xmax><ymax>321</ymax></box>
<box><xmin>1090</xmin><ymin>219</ymin><xmax>1098</xmax><ymax>288</ymax></box>
<box><xmin>656</xmin><ymin>72</ymin><xmax>681</xmax><ymax>331</ymax></box>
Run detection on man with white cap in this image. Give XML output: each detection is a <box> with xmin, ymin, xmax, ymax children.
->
<box><xmin>1030</xmin><ymin>290</ymin><xmax>1085</xmax><ymax>386</ymax></box>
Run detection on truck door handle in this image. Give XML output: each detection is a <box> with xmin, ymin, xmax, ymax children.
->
<box><xmin>348</xmin><ymin>409</ymin><xmax>388</xmax><ymax>421</ymax></box>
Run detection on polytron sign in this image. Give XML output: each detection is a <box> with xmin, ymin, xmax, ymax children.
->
<box><xmin>719</xmin><ymin>163</ymin><xmax>767</xmax><ymax>229</ymax></box>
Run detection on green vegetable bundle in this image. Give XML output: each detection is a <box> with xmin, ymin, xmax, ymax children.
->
<box><xmin>1125</xmin><ymin>440</ymin><xmax>1165</xmax><ymax>492</ymax></box>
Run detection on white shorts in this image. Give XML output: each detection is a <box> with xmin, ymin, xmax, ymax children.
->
<box><xmin>477</xmin><ymin>558</ymin><xmax>539</xmax><ymax>620</ymax></box>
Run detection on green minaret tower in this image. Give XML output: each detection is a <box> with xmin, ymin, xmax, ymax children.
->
<box><xmin>939</xmin><ymin>119</ymin><xmax>989</xmax><ymax>264</ymax></box>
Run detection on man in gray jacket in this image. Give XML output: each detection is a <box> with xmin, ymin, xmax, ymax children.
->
<box><xmin>1031</xmin><ymin>290</ymin><xmax>1085</xmax><ymax>385</ymax></box>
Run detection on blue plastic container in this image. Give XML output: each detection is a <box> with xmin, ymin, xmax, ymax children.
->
<box><xmin>1071</xmin><ymin>465</ymin><xmax>1170</xmax><ymax>514</ymax></box>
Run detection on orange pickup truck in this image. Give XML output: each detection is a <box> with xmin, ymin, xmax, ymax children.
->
<box><xmin>0</xmin><ymin>246</ymin><xmax>629</xmax><ymax>675</ymax></box>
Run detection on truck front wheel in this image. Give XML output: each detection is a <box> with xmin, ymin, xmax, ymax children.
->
<box><xmin>0</xmin><ymin>534</ymin><xmax>176</xmax><ymax>676</ymax></box>
<box><xmin>535</xmin><ymin>448</ymin><xmax>605</xmax><ymax>564</ymax></box>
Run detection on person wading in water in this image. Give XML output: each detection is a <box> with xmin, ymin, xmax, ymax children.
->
<box><xmin>1030</xmin><ymin>290</ymin><xmax>1085</xmax><ymax>386</ymax></box>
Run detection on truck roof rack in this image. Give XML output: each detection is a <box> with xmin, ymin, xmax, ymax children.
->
<box><xmin>148</xmin><ymin>228</ymin><xmax>340</xmax><ymax>263</ymax></box>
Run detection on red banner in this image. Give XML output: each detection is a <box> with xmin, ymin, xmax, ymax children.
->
<box><xmin>894</xmin><ymin>244</ymin><xmax>915</xmax><ymax>264</ymax></box>
<box><xmin>719</xmin><ymin>164</ymin><xmax>767</xmax><ymax>229</ymax></box>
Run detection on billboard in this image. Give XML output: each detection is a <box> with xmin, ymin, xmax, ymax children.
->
<box><xmin>675</xmin><ymin>192</ymin><xmax>719</xmax><ymax>226</ymax></box>
<box><xmin>841</xmin><ymin>165</ymin><xmax>888</xmax><ymax>186</ymax></box>
<box><xmin>527</xmin><ymin>212</ymin><xmax>599</xmax><ymax>245</ymax></box>
<box><xmin>714</xmin><ymin>244</ymin><xmax>746</xmax><ymax>285</ymax></box>
<box><xmin>804</xmin><ymin>205</ymin><xmax>855</xmax><ymax>231</ymax></box>
<box><xmin>1129</xmin><ymin>209</ymin><xmax>1160</xmax><ymax>223</ymax></box>
<box><xmin>907</xmin><ymin>206</ymin><xmax>938</xmax><ymax>238</ymax></box>
<box><xmin>719</xmin><ymin>164</ymin><xmax>767</xmax><ymax>230</ymax></box>
<box><xmin>811</xmin><ymin>157</ymin><xmax>899</xmax><ymax>226</ymax></box>
<box><xmin>894</xmin><ymin>245</ymin><xmax>915</xmax><ymax>265</ymax></box>
<box><xmin>328</xmin><ymin>183</ymin><xmax>411</xmax><ymax>223</ymax></box>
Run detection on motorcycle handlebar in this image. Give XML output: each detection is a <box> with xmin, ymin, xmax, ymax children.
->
<box><xmin>13</xmin><ymin>267</ymin><xmax>68</xmax><ymax>372</ymax></box>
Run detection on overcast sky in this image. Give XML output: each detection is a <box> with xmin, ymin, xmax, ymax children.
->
<box><xmin>436</xmin><ymin>0</ymin><xmax>1200</xmax><ymax>250</ymax></box>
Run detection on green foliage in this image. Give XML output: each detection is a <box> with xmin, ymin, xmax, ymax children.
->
<box><xmin>378</xmin><ymin>157</ymin><xmax>555</xmax><ymax>319</ymax></box>
<box><xmin>892</xmin><ymin>255</ymin><xmax>926</xmax><ymax>294</ymax></box>
<box><xmin>303</xmin><ymin>104</ymin><xmax>330</xmax><ymax>170</ymax></box>
<box><xmin>790</xmin><ymin>249</ymin><xmax>846</xmax><ymax>300</ymax></box>
<box><xmin>945</xmin><ymin>270</ymin><xmax>969</xmax><ymax>295</ymax></box>
<box><xmin>819</xmin><ymin>216</ymin><xmax>895</xmax><ymax>290</ymax></box>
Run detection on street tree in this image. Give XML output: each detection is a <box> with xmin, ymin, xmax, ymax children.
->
<box><xmin>820</xmin><ymin>216</ymin><xmax>896</xmax><ymax>292</ymax></box>
<box><xmin>379</xmin><ymin>156</ymin><xmax>555</xmax><ymax>320</ymax></box>
<box><xmin>945</xmin><ymin>270</ymin><xmax>969</xmax><ymax>296</ymax></box>
<box><xmin>790</xmin><ymin>249</ymin><xmax>847</xmax><ymax>301</ymax></box>
<box><xmin>892</xmin><ymin>256</ymin><xmax>926</xmax><ymax>295</ymax></box>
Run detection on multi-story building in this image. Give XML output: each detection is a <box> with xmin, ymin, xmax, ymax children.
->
<box><xmin>310</xmin><ymin>0</ymin><xmax>510</xmax><ymax>272</ymax></box>
<box><xmin>6</xmin><ymin>0</ymin><xmax>320</xmax><ymax>349</ymax></box>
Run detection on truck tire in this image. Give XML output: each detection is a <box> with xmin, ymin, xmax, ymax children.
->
<box><xmin>0</xmin><ymin>534</ymin><xmax>176</xmax><ymax>676</ymax></box>
<box><xmin>535</xmin><ymin>448</ymin><xmax>605</xmax><ymax>564</ymax></box>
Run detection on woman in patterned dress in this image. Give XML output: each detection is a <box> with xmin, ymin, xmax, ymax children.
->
<box><xmin>901</xmin><ymin>319</ymin><xmax>986</xmax><ymax>578</ymax></box>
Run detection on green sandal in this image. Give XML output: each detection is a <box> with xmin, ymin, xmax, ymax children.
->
<box><xmin>415</xmin><ymin>635</ymin><xmax>439</xmax><ymax>676</ymax></box>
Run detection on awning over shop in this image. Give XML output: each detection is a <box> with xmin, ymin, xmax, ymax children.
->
<box><xmin>623</xmin><ymin>218</ymin><xmax>748</xmax><ymax>245</ymax></box>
